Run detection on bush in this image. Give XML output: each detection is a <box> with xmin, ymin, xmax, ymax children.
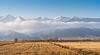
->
<box><xmin>14</xmin><ymin>38</ymin><xmax>18</xmax><ymax>43</ymax></box>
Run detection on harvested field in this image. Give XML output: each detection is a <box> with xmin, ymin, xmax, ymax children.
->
<box><xmin>0</xmin><ymin>42</ymin><xmax>100</xmax><ymax>55</ymax></box>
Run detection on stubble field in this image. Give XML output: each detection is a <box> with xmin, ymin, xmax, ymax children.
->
<box><xmin>0</xmin><ymin>42</ymin><xmax>100</xmax><ymax>55</ymax></box>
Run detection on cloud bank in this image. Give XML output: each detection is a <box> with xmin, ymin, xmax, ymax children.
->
<box><xmin>0</xmin><ymin>20</ymin><xmax>100</xmax><ymax>33</ymax></box>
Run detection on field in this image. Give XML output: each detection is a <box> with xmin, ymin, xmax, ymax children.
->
<box><xmin>0</xmin><ymin>42</ymin><xmax>100</xmax><ymax>55</ymax></box>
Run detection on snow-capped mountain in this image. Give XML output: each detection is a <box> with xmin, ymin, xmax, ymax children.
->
<box><xmin>53</xmin><ymin>16</ymin><xmax>70</xmax><ymax>22</ymax></box>
<box><xmin>14</xmin><ymin>16</ymin><xmax>26</xmax><ymax>21</ymax></box>
<box><xmin>34</xmin><ymin>17</ymin><xmax>52</xmax><ymax>21</ymax></box>
<box><xmin>0</xmin><ymin>15</ymin><xmax>16</xmax><ymax>23</ymax></box>
<box><xmin>67</xmin><ymin>16</ymin><xmax>100</xmax><ymax>22</ymax></box>
<box><xmin>0</xmin><ymin>15</ymin><xmax>26</xmax><ymax>23</ymax></box>
<box><xmin>1</xmin><ymin>15</ymin><xmax>100</xmax><ymax>23</ymax></box>
<box><xmin>70</xmin><ymin>16</ymin><xmax>79</xmax><ymax>19</ymax></box>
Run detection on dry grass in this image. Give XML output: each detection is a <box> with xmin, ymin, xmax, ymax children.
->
<box><xmin>0</xmin><ymin>42</ymin><xmax>100</xmax><ymax>55</ymax></box>
<box><xmin>0</xmin><ymin>42</ymin><xmax>15</xmax><ymax>46</ymax></box>
<box><xmin>55</xmin><ymin>42</ymin><xmax>100</xmax><ymax>55</ymax></box>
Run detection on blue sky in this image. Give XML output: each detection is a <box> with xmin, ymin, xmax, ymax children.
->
<box><xmin>0</xmin><ymin>0</ymin><xmax>100</xmax><ymax>19</ymax></box>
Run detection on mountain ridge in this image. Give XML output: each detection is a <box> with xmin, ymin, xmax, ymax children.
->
<box><xmin>0</xmin><ymin>30</ymin><xmax>33</xmax><ymax>40</ymax></box>
<box><xmin>1</xmin><ymin>15</ymin><xmax>100</xmax><ymax>22</ymax></box>
<box><xmin>31</xmin><ymin>28</ymin><xmax>100</xmax><ymax>40</ymax></box>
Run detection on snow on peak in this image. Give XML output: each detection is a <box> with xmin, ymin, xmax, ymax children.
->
<box><xmin>54</xmin><ymin>16</ymin><xmax>64</xmax><ymax>20</ymax></box>
<box><xmin>15</xmin><ymin>16</ymin><xmax>21</xmax><ymax>21</ymax></box>
<box><xmin>34</xmin><ymin>17</ymin><xmax>51</xmax><ymax>21</ymax></box>
<box><xmin>53</xmin><ymin>16</ymin><xmax>70</xmax><ymax>22</ymax></box>
<box><xmin>70</xmin><ymin>16</ymin><xmax>85</xmax><ymax>19</ymax></box>
<box><xmin>70</xmin><ymin>16</ymin><xmax>79</xmax><ymax>19</ymax></box>
<box><xmin>38</xmin><ymin>17</ymin><xmax>47</xmax><ymax>19</ymax></box>
<box><xmin>1</xmin><ymin>14</ymin><xmax>15</xmax><ymax>20</ymax></box>
<box><xmin>0</xmin><ymin>14</ymin><xmax>16</xmax><ymax>23</ymax></box>
<box><xmin>41</xmin><ymin>17</ymin><xmax>46</xmax><ymax>19</ymax></box>
<box><xmin>14</xmin><ymin>16</ymin><xmax>26</xmax><ymax>21</ymax></box>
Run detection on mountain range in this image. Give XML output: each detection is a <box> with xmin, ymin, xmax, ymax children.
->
<box><xmin>0</xmin><ymin>15</ymin><xmax>26</xmax><ymax>23</ymax></box>
<box><xmin>0</xmin><ymin>30</ymin><xmax>33</xmax><ymax>41</ymax></box>
<box><xmin>1</xmin><ymin>28</ymin><xmax>100</xmax><ymax>40</ymax></box>
<box><xmin>31</xmin><ymin>28</ymin><xmax>100</xmax><ymax>40</ymax></box>
<box><xmin>34</xmin><ymin>17</ymin><xmax>52</xmax><ymax>21</ymax></box>
<box><xmin>67</xmin><ymin>16</ymin><xmax>100</xmax><ymax>22</ymax></box>
<box><xmin>0</xmin><ymin>15</ymin><xmax>100</xmax><ymax>23</ymax></box>
<box><xmin>0</xmin><ymin>15</ymin><xmax>100</xmax><ymax>40</ymax></box>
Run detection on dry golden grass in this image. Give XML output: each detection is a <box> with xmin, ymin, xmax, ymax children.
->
<box><xmin>0</xmin><ymin>42</ymin><xmax>15</xmax><ymax>46</ymax></box>
<box><xmin>0</xmin><ymin>42</ymin><xmax>100</xmax><ymax>55</ymax></box>
<box><xmin>55</xmin><ymin>42</ymin><xmax>100</xmax><ymax>55</ymax></box>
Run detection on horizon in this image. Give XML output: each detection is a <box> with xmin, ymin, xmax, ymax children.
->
<box><xmin>0</xmin><ymin>0</ymin><xmax>100</xmax><ymax>19</ymax></box>
<box><xmin>1</xmin><ymin>14</ymin><xmax>100</xmax><ymax>19</ymax></box>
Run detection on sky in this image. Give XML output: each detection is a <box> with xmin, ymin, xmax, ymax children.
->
<box><xmin>0</xmin><ymin>0</ymin><xmax>100</xmax><ymax>19</ymax></box>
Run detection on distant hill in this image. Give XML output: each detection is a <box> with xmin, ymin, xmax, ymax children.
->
<box><xmin>0</xmin><ymin>30</ymin><xmax>33</xmax><ymax>40</ymax></box>
<box><xmin>67</xmin><ymin>17</ymin><xmax>100</xmax><ymax>22</ymax></box>
<box><xmin>34</xmin><ymin>28</ymin><xmax>100</xmax><ymax>39</ymax></box>
<box><xmin>1</xmin><ymin>28</ymin><xmax>100</xmax><ymax>40</ymax></box>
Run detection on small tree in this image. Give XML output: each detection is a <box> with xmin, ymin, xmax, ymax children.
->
<box><xmin>14</xmin><ymin>38</ymin><xmax>18</xmax><ymax>43</ymax></box>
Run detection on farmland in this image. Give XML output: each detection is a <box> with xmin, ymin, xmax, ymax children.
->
<box><xmin>0</xmin><ymin>42</ymin><xmax>100</xmax><ymax>55</ymax></box>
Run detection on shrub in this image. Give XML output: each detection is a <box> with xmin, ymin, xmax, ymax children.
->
<box><xmin>14</xmin><ymin>38</ymin><xmax>18</xmax><ymax>43</ymax></box>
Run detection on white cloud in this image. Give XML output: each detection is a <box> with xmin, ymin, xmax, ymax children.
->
<box><xmin>0</xmin><ymin>20</ymin><xmax>100</xmax><ymax>33</ymax></box>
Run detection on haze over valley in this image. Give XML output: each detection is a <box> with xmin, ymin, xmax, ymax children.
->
<box><xmin>0</xmin><ymin>15</ymin><xmax>100</xmax><ymax>40</ymax></box>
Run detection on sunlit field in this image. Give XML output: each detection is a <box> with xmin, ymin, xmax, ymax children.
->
<box><xmin>0</xmin><ymin>42</ymin><xmax>100</xmax><ymax>55</ymax></box>
<box><xmin>0</xmin><ymin>42</ymin><xmax>14</xmax><ymax>46</ymax></box>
